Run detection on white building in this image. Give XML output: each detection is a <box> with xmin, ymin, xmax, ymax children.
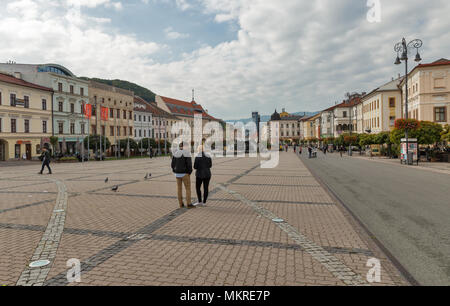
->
<box><xmin>0</xmin><ymin>63</ymin><xmax>89</xmax><ymax>154</ymax></box>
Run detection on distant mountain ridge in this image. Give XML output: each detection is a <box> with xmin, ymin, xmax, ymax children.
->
<box><xmin>226</xmin><ymin>112</ymin><xmax>318</xmax><ymax>123</ymax></box>
<box><xmin>79</xmin><ymin>77</ymin><xmax>156</xmax><ymax>103</ymax></box>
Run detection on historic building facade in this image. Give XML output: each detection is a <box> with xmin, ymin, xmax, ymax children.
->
<box><xmin>361</xmin><ymin>77</ymin><xmax>403</xmax><ymax>134</ymax></box>
<box><xmin>269</xmin><ymin>109</ymin><xmax>304</xmax><ymax>143</ymax></box>
<box><xmin>0</xmin><ymin>72</ymin><xmax>53</xmax><ymax>161</ymax></box>
<box><xmin>88</xmin><ymin>81</ymin><xmax>134</xmax><ymax>155</ymax></box>
<box><xmin>0</xmin><ymin>63</ymin><xmax>89</xmax><ymax>154</ymax></box>
<box><xmin>155</xmin><ymin>95</ymin><xmax>222</xmax><ymax>143</ymax></box>
<box><xmin>400</xmin><ymin>58</ymin><xmax>450</xmax><ymax>125</ymax></box>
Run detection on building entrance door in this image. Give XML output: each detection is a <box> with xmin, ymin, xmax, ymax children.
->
<box><xmin>26</xmin><ymin>144</ymin><xmax>32</xmax><ymax>160</ymax></box>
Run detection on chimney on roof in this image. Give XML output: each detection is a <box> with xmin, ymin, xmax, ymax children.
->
<box><xmin>14</xmin><ymin>72</ymin><xmax>21</xmax><ymax>79</ymax></box>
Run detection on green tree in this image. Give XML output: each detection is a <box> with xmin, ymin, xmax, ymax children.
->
<box><xmin>137</xmin><ymin>138</ymin><xmax>157</xmax><ymax>150</ymax></box>
<box><xmin>416</xmin><ymin>121</ymin><xmax>443</xmax><ymax>145</ymax></box>
<box><xmin>441</xmin><ymin>124</ymin><xmax>450</xmax><ymax>142</ymax></box>
<box><xmin>49</xmin><ymin>136</ymin><xmax>59</xmax><ymax>156</ymax></box>
<box><xmin>374</xmin><ymin>132</ymin><xmax>391</xmax><ymax>145</ymax></box>
<box><xmin>359</xmin><ymin>134</ymin><xmax>375</xmax><ymax>147</ymax></box>
<box><xmin>119</xmin><ymin>138</ymin><xmax>138</xmax><ymax>151</ymax></box>
<box><xmin>83</xmin><ymin>135</ymin><xmax>111</xmax><ymax>151</ymax></box>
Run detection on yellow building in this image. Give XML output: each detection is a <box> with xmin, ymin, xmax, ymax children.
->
<box><xmin>400</xmin><ymin>58</ymin><xmax>450</xmax><ymax>125</ymax></box>
<box><xmin>361</xmin><ymin>77</ymin><xmax>403</xmax><ymax>134</ymax></box>
<box><xmin>88</xmin><ymin>81</ymin><xmax>134</xmax><ymax>155</ymax></box>
<box><xmin>0</xmin><ymin>72</ymin><xmax>53</xmax><ymax>161</ymax></box>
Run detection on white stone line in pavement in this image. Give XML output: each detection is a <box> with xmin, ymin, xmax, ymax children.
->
<box><xmin>216</xmin><ymin>184</ymin><xmax>369</xmax><ymax>286</ymax></box>
<box><xmin>16</xmin><ymin>179</ymin><xmax>68</xmax><ymax>286</ymax></box>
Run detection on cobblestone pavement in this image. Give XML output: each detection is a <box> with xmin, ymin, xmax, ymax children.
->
<box><xmin>0</xmin><ymin>153</ymin><xmax>410</xmax><ymax>286</ymax></box>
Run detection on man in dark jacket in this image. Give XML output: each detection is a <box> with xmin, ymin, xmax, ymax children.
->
<box><xmin>171</xmin><ymin>143</ymin><xmax>194</xmax><ymax>209</ymax></box>
<box><xmin>39</xmin><ymin>147</ymin><xmax>52</xmax><ymax>175</ymax></box>
<box><xmin>194</xmin><ymin>146</ymin><xmax>212</xmax><ymax>206</ymax></box>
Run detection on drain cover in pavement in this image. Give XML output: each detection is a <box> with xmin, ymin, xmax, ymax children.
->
<box><xmin>29</xmin><ymin>260</ymin><xmax>51</xmax><ymax>268</ymax></box>
<box><xmin>272</xmin><ymin>218</ymin><xmax>285</xmax><ymax>223</ymax></box>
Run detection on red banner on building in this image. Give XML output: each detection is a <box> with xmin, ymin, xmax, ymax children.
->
<box><xmin>84</xmin><ymin>104</ymin><xmax>92</xmax><ymax>119</ymax></box>
<box><xmin>101</xmin><ymin>107</ymin><xmax>109</xmax><ymax>121</ymax></box>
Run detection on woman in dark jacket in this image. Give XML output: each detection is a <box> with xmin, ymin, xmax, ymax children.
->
<box><xmin>194</xmin><ymin>145</ymin><xmax>212</xmax><ymax>206</ymax></box>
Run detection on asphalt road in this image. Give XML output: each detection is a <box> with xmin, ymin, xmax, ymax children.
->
<box><xmin>299</xmin><ymin>151</ymin><xmax>450</xmax><ymax>286</ymax></box>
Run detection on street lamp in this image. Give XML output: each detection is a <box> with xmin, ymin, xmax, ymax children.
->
<box><xmin>394</xmin><ymin>37</ymin><xmax>423</xmax><ymax>165</ymax></box>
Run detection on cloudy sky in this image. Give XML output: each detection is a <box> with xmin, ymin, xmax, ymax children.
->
<box><xmin>0</xmin><ymin>0</ymin><xmax>449</xmax><ymax>120</ymax></box>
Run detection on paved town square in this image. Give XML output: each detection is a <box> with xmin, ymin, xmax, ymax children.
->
<box><xmin>0</xmin><ymin>153</ymin><xmax>410</xmax><ymax>286</ymax></box>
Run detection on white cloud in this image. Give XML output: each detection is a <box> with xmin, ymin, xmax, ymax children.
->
<box><xmin>164</xmin><ymin>27</ymin><xmax>190</xmax><ymax>40</ymax></box>
<box><xmin>1</xmin><ymin>0</ymin><xmax>450</xmax><ymax>120</ymax></box>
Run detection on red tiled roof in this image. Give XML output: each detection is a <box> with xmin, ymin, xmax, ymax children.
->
<box><xmin>134</xmin><ymin>96</ymin><xmax>177</xmax><ymax>119</ymax></box>
<box><xmin>159</xmin><ymin>95</ymin><xmax>220</xmax><ymax>121</ymax></box>
<box><xmin>407</xmin><ymin>58</ymin><xmax>450</xmax><ymax>78</ymax></box>
<box><xmin>0</xmin><ymin>72</ymin><xmax>53</xmax><ymax>92</ymax></box>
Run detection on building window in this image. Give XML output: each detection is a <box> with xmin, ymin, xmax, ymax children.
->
<box><xmin>70</xmin><ymin>123</ymin><xmax>75</xmax><ymax>134</ymax></box>
<box><xmin>70</xmin><ymin>85</ymin><xmax>74</xmax><ymax>94</ymax></box>
<box><xmin>343</xmin><ymin>111</ymin><xmax>347</xmax><ymax>118</ymax></box>
<box><xmin>130</xmin><ymin>127</ymin><xmax>133</xmax><ymax>136</ymax></box>
<box><xmin>110</xmin><ymin>108</ymin><xmax>114</xmax><ymax>118</ymax></box>
<box><xmin>11</xmin><ymin>118</ymin><xmax>17</xmax><ymax>133</ymax></box>
<box><xmin>110</xmin><ymin>126</ymin><xmax>114</xmax><ymax>136</ymax></box>
<box><xmin>24</xmin><ymin>119</ymin><xmax>30</xmax><ymax>133</ymax></box>
<box><xmin>134</xmin><ymin>129</ymin><xmax>137</xmax><ymax>137</ymax></box>
<box><xmin>143</xmin><ymin>116</ymin><xmax>146</xmax><ymax>122</ymax></box>
<box><xmin>58</xmin><ymin>102</ymin><xmax>63</xmax><ymax>112</ymax></box>
<box><xmin>139</xmin><ymin>130</ymin><xmax>142</xmax><ymax>137</ymax></box>
<box><xmin>80</xmin><ymin>87</ymin><xmax>84</xmax><ymax>96</ymax></box>
<box><xmin>101</xmin><ymin>126</ymin><xmax>105</xmax><ymax>136</ymax></box>
<box><xmin>134</xmin><ymin>114</ymin><xmax>137</xmax><ymax>121</ymax></box>
<box><xmin>129</xmin><ymin>111</ymin><xmax>132</xmax><ymax>120</ymax></box>
<box><xmin>390</xmin><ymin>116</ymin><xmax>395</xmax><ymax>126</ymax></box>
<box><xmin>92</xmin><ymin>106</ymin><xmax>96</xmax><ymax>116</ymax></box>
<box><xmin>81</xmin><ymin>123</ymin><xmax>85</xmax><ymax>135</ymax></box>
<box><xmin>58</xmin><ymin>83</ymin><xmax>63</xmax><ymax>92</ymax></box>
<box><xmin>10</xmin><ymin>94</ymin><xmax>16</xmax><ymax>106</ymax></box>
<box><xmin>58</xmin><ymin>122</ymin><xmax>64</xmax><ymax>134</ymax></box>
<box><xmin>123</xmin><ymin>127</ymin><xmax>127</xmax><ymax>136</ymax></box>
<box><xmin>42</xmin><ymin>99</ymin><xmax>47</xmax><ymax>110</ymax></box>
<box><xmin>389</xmin><ymin>98</ymin><xmax>395</xmax><ymax>108</ymax></box>
<box><xmin>123</xmin><ymin>111</ymin><xmax>127</xmax><ymax>120</ymax></box>
<box><xmin>144</xmin><ymin>130</ymin><xmax>146</xmax><ymax>137</ymax></box>
<box><xmin>0</xmin><ymin>92</ymin><xmax>2</xmax><ymax>105</ymax></box>
<box><xmin>0</xmin><ymin>118</ymin><xmax>2</xmax><ymax>132</ymax></box>
<box><xmin>434</xmin><ymin>107</ymin><xmax>446</xmax><ymax>122</ymax></box>
<box><xmin>43</xmin><ymin>121</ymin><xmax>47</xmax><ymax>133</ymax></box>
<box><xmin>116</xmin><ymin>109</ymin><xmax>120</xmax><ymax>118</ymax></box>
<box><xmin>24</xmin><ymin>96</ymin><xmax>29</xmax><ymax>108</ymax></box>
<box><xmin>70</xmin><ymin>103</ymin><xmax>75</xmax><ymax>114</ymax></box>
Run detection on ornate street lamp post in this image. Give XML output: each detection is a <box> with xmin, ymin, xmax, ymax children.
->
<box><xmin>394</xmin><ymin>38</ymin><xmax>423</xmax><ymax>164</ymax></box>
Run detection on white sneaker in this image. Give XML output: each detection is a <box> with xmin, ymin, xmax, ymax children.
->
<box><xmin>193</xmin><ymin>202</ymin><xmax>202</xmax><ymax>206</ymax></box>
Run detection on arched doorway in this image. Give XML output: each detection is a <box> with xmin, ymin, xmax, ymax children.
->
<box><xmin>0</xmin><ymin>139</ymin><xmax>7</xmax><ymax>161</ymax></box>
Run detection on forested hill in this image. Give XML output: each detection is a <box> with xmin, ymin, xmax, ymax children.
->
<box><xmin>79</xmin><ymin>77</ymin><xmax>156</xmax><ymax>103</ymax></box>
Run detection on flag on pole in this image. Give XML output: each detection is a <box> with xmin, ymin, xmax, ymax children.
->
<box><xmin>101</xmin><ymin>107</ymin><xmax>109</xmax><ymax>121</ymax></box>
<box><xmin>84</xmin><ymin>104</ymin><xmax>93</xmax><ymax>119</ymax></box>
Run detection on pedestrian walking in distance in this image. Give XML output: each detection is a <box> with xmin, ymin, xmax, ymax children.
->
<box><xmin>194</xmin><ymin>145</ymin><xmax>212</xmax><ymax>207</ymax></box>
<box><xmin>39</xmin><ymin>147</ymin><xmax>52</xmax><ymax>175</ymax></box>
<box><xmin>308</xmin><ymin>146</ymin><xmax>312</xmax><ymax>159</ymax></box>
<box><xmin>171</xmin><ymin>143</ymin><xmax>195</xmax><ymax>209</ymax></box>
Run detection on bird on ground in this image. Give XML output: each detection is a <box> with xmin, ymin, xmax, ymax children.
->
<box><xmin>112</xmin><ymin>185</ymin><xmax>119</xmax><ymax>192</ymax></box>
<box><xmin>144</xmin><ymin>174</ymin><xmax>148</xmax><ymax>180</ymax></box>
<box><xmin>145</xmin><ymin>173</ymin><xmax>152</xmax><ymax>180</ymax></box>
<box><xmin>105</xmin><ymin>177</ymin><xmax>109</xmax><ymax>183</ymax></box>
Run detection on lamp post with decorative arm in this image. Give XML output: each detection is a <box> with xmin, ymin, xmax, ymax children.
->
<box><xmin>394</xmin><ymin>38</ymin><xmax>423</xmax><ymax>165</ymax></box>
